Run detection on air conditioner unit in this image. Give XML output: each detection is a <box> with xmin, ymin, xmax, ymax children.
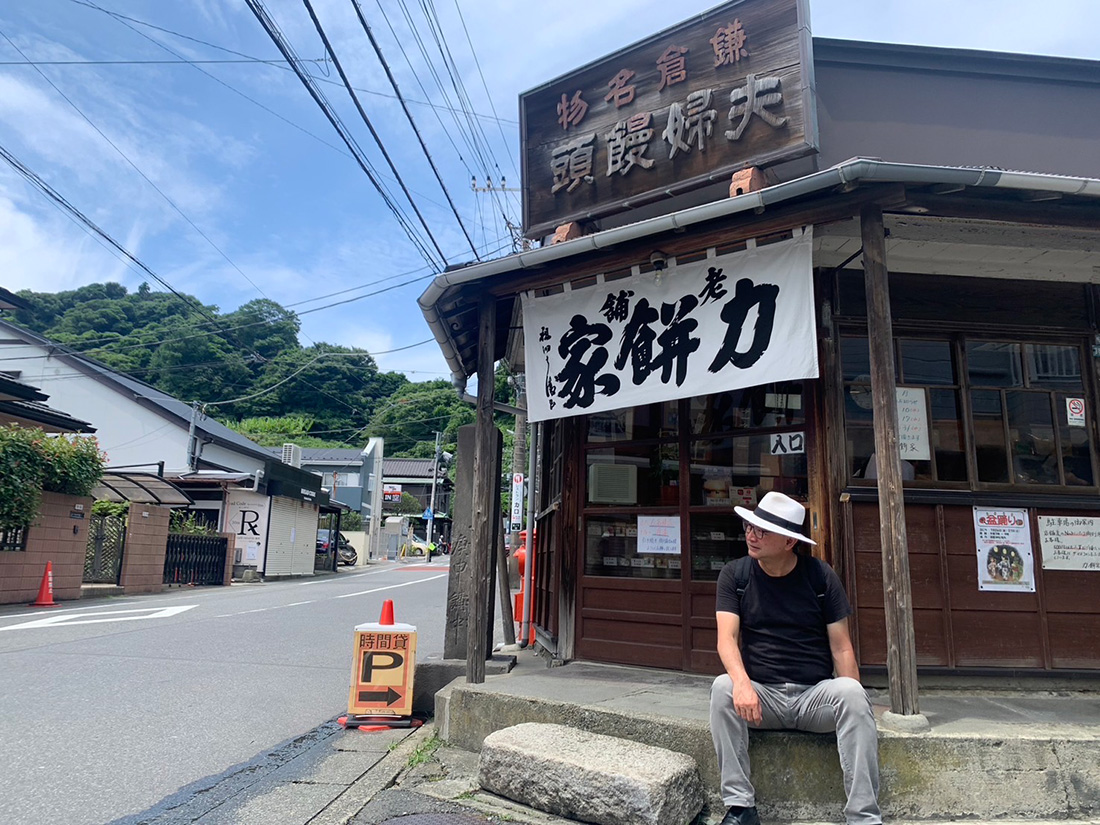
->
<box><xmin>588</xmin><ymin>463</ymin><xmax>638</xmax><ymax>505</ymax></box>
<box><xmin>281</xmin><ymin>443</ymin><xmax>302</xmax><ymax>468</ymax></box>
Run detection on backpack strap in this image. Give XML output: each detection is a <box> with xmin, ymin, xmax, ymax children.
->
<box><xmin>736</xmin><ymin>554</ymin><xmax>829</xmax><ymax>603</ymax></box>
<box><xmin>733</xmin><ymin>555</ymin><xmax>753</xmax><ymax>600</ymax></box>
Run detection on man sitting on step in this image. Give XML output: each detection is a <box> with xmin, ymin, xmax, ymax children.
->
<box><xmin>710</xmin><ymin>491</ymin><xmax>881</xmax><ymax>825</ymax></box>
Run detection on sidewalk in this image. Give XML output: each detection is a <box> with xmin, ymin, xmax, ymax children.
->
<box><xmin>126</xmin><ymin>647</ymin><xmax>1100</xmax><ymax>825</ymax></box>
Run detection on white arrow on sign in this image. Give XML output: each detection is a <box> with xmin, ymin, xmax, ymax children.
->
<box><xmin>0</xmin><ymin>605</ymin><xmax>196</xmax><ymax>631</ymax></box>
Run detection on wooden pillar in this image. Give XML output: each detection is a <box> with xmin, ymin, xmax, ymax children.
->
<box><xmin>467</xmin><ymin>295</ymin><xmax>497</xmax><ymax>684</ymax></box>
<box><xmin>861</xmin><ymin>204</ymin><xmax>921</xmax><ymax>717</ymax></box>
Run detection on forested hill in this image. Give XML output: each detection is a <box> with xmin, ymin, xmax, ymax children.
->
<box><xmin>6</xmin><ymin>282</ymin><xmax>484</xmax><ymax>457</ymax></box>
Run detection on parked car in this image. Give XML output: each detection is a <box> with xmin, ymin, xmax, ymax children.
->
<box><xmin>316</xmin><ymin>529</ymin><xmax>357</xmax><ymax>566</ymax></box>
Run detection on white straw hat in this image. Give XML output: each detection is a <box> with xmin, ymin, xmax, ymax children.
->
<box><xmin>734</xmin><ymin>491</ymin><xmax>816</xmax><ymax>545</ymax></box>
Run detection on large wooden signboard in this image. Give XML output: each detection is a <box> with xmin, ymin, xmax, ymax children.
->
<box><xmin>520</xmin><ymin>0</ymin><xmax>817</xmax><ymax>238</ymax></box>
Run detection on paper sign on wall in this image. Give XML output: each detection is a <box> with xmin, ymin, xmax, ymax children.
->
<box><xmin>637</xmin><ymin>515</ymin><xmax>681</xmax><ymax>555</ymax></box>
<box><xmin>1038</xmin><ymin>515</ymin><xmax>1100</xmax><ymax>571</ymax></box>
<box><xmin>973</xmin><ymin>507</ymin><xmax>1035</xmax><ymax>592</ymax></box>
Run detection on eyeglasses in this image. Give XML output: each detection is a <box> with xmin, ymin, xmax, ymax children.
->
<box><xmin>742</xmin><ymin>521</ymin><xmax>774</xmax><ymax>539</ymax></box>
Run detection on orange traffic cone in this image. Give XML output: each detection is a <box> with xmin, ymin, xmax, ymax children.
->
<box><xmin>30</xmin><ymin>561</ymin><xmax>59</xmax><ymax>607</ymax></box>
<box><xmin>379</xmin><ymin>599</ymin><xmax>394</xmax><ymax>625</ymax></box>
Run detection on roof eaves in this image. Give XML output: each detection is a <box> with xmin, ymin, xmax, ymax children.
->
<box><xmin>419</xmin><ymin>158</ymin><xmax>1100</xmax><ymax>380</ymax></box>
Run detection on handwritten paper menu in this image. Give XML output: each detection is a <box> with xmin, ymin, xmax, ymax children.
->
<box><xmin>896</xmin><ymin>387</ymin><xmax>930</xmax><ymax>461</ymax></box>
<box><xmin>1038</xmin><ymin>516</ymin><xmax>1100</xmax><ymax>571</ymax></box>
<box><xmin>638</xmin><ymin>515</ymin><xmax>681</xmax><ymax>555</ymax></box>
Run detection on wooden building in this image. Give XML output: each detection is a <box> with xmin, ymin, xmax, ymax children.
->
<box><xmin>419</xmin><ymin>6</ymin><xmax>1100</xmax><ymax>680</ymax></box>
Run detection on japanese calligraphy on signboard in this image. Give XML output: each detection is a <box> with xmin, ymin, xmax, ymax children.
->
<box><xmin>520</xmin><ymin>0</ymin><xmax>816</xmax><ymax>238</ymax></box>
<box><xmin>522</xmin><ymin>228</ymin><xmax>816</xmax><ymax>422</ymax></box>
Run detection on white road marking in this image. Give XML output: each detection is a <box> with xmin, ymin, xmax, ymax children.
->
<box><xmin>335</xmin><ymin>573</ymin><xmax>447</xmax><ymax>599</ymax></box>
<box><xmin>0</xmin><ymin>605</ymin><xmax>197</xmax><ymax>631</ymax></box>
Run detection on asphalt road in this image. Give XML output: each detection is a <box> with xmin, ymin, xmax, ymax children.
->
<box><xmin>0</xmin><ymin>559</ymin><xmax>451</xmax><ymax>825</ymax></box>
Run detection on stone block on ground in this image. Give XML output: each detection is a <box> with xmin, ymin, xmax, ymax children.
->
<box><xmin>478</xmin><ymin>721</ymin><xmax>703</xmax><ymax>825</ymax></box>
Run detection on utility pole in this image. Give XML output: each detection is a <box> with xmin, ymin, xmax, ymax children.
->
<box><xmin>427</xmin><ymin>430</ymin><xmax>441</xmax><ymax>544</ymax></box>
<box><xmin>186</xmin><ymin>401</ymin><xmax>204</xmax><ymax>472</ymax></box>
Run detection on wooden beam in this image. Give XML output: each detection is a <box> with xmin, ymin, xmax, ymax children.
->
<box><xmin>860</xmin><ymin>203</ymin><xmax>921</xmax><ymax>717</ymax></box>
<box><xmin>487</xmin><ymin>184</ymin><xmax>908</xmax><ymax>298</ymax></box>
<box><xmin>467</xmin><ymin>295</ymin><xmax>497</xmax><ymax>684</ymax></box>
<box><xmin>900</xmin><ymin>194</ymin><xmax>1099</xmax><ymax>230</ymax></box>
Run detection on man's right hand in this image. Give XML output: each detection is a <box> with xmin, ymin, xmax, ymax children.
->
<box><xmin>732</xmin><ymin>679</ymin><xmax>762</xmax><ymax>725</ymax></box>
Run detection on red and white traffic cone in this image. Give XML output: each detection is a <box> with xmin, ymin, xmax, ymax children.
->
<box><xmin>30</xmin><ymin>561</ymin><xmax>60</xmax><ymax>607</ymax></box>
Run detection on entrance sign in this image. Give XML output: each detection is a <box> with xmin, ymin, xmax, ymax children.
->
<box><xmin>520</xmin><ymin>0</ymin><xmax>817</xmax><ymax>237</ymax></box>
<box><xmin>348</xmin><ymin>621</ymin><xmax>417</xmax><ymax>716</ymax></box>
<box><xmin>382</xmin><ymin>484</ymin><xmax>402</xmax><ymax>503</ymax></box>
<box><xmin>973</xmin><ymin>507</ymin><xmax>1036</xmax><ymax>592</ymax></box>
<box><xmin>1037</xmin><ymin>515</ymin><xmax>1100</xmax><ymax>571</ymax></box>
<box><xmin>523</xmin><ymin>229</ymin><xmax>816</xmax><ymax>422</ymax></box>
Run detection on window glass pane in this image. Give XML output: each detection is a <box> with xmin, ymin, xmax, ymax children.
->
<box><xmin>847</xmin><ymin>422</ymin><xmax>876</xmax><ymax>479</ymax></box>
<box><xmin>586</xmin><ymin>402</ymin><xmax>677</xmax><ymax>442</ymax></box>
<box><xmin>584</xmin><ymin>514</ymin><xmax>680</xmax><ymax>579</ymax></box>
<box><xmin>899</xmin><ymin>339</ymin><xmax>955</xmax><ymax>385</ymax></box>
<box><xmin>1058</xmin><ymin>393</ymin><xmax>1094</xmax><ymax>486</ymax></box>
<box><xmin>930</xmin><ymin>389</ymin><xmax>967</xmax><ymax>482</ymax></box>
<box><xmin>840</xmin><ymin>335</ymin><xmax>870</xmax><ymax>381</ymax></box>
<box><xmin>1026</xmin><ymin>344</ymin><xmax>1082</xmax><ymax>389</ymax></box>
<box><xmin>689</xmin><ymin>383</ymin><xmax>804</xmax><ymax>434</ymax></box>
<box><xmin>972</xmin><ymin>390</ymin><xmax>1009</xmax><ymax>482</ymax></box>
<box><xmin>967</xmin><ymin>342</ymin><xmax>1023</xmax><ymax>387</ymax></box>
<box><xmin>586</xmin><ymin>442</ymin><xmax>679</xmax><ymax>507</ymax></box>
<box><xmin>688</xmin><ymin>436</ymin><xmax>807</xmax><ymax>506</ymax></box>
<box><xmin>690</xmin><ymin>513</ymin><xmax>744</xmax><ymax>581</ymax></box>
<box><xmin>1006</xmin><ymin>391</ymin><xmax>1058</xmax><ymax>485</ymax></box>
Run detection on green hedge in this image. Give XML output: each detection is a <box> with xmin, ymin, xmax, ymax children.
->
<box><xmin>0</xmin><ymin>426</ymin><xmax>106</xmax><ymax>532</ymax></box>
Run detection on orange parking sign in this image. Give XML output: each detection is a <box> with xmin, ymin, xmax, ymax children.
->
<box><xmin>348</xmin><ymin>621</ymin><xmax>417</xmax><ymax>716</ymax></box>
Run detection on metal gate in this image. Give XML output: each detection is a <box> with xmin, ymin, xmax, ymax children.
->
<box><xmin>164</xmin><ymin>533</ymin><xmax>228</xmax><ymax>586</ymax></box>
<box><xmin>85</xmin><ymin>514</ymin><xmax>126</xmax><ymax>584</ymax></box>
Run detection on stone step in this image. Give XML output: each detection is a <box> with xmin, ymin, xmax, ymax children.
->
<box><xmin>437</xmin><ymin>675</ymin><xmax>1100</xmax><ymax>822</ymax></box>
<box><xmin>478</xmin><ymin>722</ymin><xmax>703</xmax><ymax>825</ymax></box>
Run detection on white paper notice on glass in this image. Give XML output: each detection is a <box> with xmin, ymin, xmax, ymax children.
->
<box><xmin>973</xmin><ymin>507</ymin><xmax>1036</xmax><ymax>592</ymax></box>
<box><xmin>896</xmin><ymin>387</ymin><xmax>930</xmax><ymax>461</ymax></box>
<box><xmin>637</xmin><ymin>515</ymin><xmax>681</xmax><ymax>555</ymax></box>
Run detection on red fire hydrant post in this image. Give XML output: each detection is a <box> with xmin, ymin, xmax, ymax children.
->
<box><xmin>512</xmin><ymin>530</ymin><xmax>536</xmax><ymax>644</ymax></box>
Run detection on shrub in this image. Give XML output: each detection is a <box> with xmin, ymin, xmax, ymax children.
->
<box><xmin>92</xmin><ymin>500</ymin><xmax>129</xmax><ymax>518</ymax></box>
<box><xmin>169</xmin><ymin>509</ymin><xmax>217</xmax><ymax>536</ymax></box>
<box><xmin>40</xmin><ymin>434</ymin><xmax>106</xmax><ymax>496</ymax></box>
<box><xmin>0</xmin><ymin>427</ymin><xmax>106</xmax><ymax>533</ymax></box>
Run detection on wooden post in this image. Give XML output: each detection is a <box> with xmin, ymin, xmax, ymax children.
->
<box><xmin>861</xmin><ymin>204</ymin><xmax>922</xmax><ymax>718</ymax></box>
<box><xmin>467</xmin><ymin>295</ymin><xmax>497</xmax><ymax>683</ymax></box>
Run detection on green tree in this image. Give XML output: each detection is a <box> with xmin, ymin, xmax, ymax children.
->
<box><xmin>364</xmin><ymin>379</ymin><xmax>474</xmax><ymax>456</ymax></box>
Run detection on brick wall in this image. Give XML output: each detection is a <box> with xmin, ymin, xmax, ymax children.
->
<box><xmin>220</xmin><ymin>532</ymin><xmax>234</xmax><ymax>585</ymax></box>
<box><xmin>119</xmin><ymin>503</ymin><xmax>171</xmax><ymax>595</ymax></box>
<box><xmin>0</xmin><ymin>491</ymin><xmax>92</xmax><ymax>605</ymax></box>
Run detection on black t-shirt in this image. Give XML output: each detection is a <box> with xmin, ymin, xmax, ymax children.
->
<box><xmin>715</xmin><ymin>554</ymin><xmax>852</xmax><ymax>685</ymax></box>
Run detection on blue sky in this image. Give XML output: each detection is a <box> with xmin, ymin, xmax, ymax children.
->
<box><xmin>1</xmin><ymin>0</ymin><xmax>1098</xmax><ymax>387</ymax></box>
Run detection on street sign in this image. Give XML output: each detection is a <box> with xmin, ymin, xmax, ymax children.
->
<box><xmin>510</xmin><ymin>473</ymin><xmax>525</xmax><ymax>531</ymax></box>
<box><xmin>348</xmin><ymin>620</ymin><xmax>417</xmax><ymax>717</ymax></box>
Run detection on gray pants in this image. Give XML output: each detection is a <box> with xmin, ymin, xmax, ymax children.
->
<box><xmin>709</xmin><ymin>675</ymin><xmax>881</xmax><ymax>825</ymax></box>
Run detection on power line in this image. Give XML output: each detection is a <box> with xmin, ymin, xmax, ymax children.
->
<box><xmin>0</xmin><ymin>142</ymin><xmax>268</xmax><ymax>363</ymax></box>
<box><xmin>349</xmin><ymin>0</ymin><xmax>479</xmax><ymax>260</ymax></box>
<box><xmin>300</xmin><ymin>0</ymin><xmax>454</xmax><ymax>266</ymax></box>
<box><xmin>0</xmin><ymin>26</ymin><xmax>293</xmax><ymax>346</ymax></box>
<box><xmin>65</xmin><ymin>0</ymin><xmax>518</xmax><ymax>125</ymax></box>
<box><xmin>244</xmin><ymin>0</ymin><xmax>444</xmax><ymax>273</ymax></box>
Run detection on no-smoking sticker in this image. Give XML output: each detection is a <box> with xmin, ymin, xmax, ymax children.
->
<box><xmin>1067</xmin><ymin>397</ymin><xmax>1086</xmax><ymax>428</ymax></box>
